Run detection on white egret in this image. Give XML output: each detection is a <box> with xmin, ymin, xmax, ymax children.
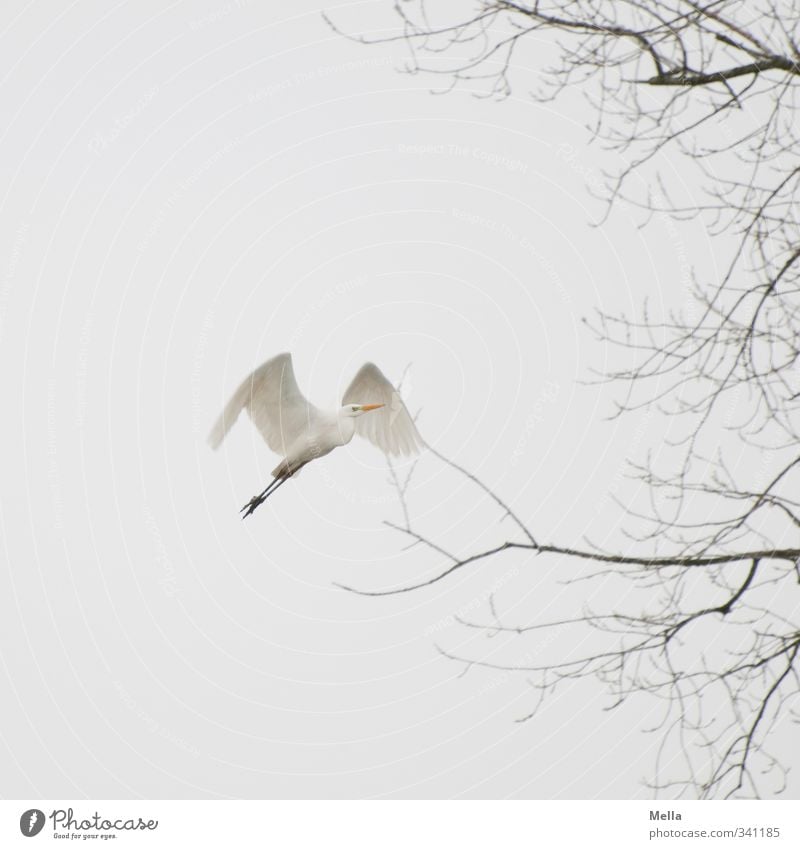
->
<box><xmin>209</xmin><ymin>352</ymin><xmax>423</xmax><ymax>517</ymax></box>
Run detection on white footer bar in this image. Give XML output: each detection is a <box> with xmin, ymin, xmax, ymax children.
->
<box><xmin>2</xmin><ymin>799</ymin><xmax>797</xmax><ymax>848</ymax></box>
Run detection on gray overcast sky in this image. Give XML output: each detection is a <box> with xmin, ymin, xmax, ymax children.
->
<box><xmin>0</xmin><ymin>0</ymin><xmax>754</xmax><ymax>799</ymax></box>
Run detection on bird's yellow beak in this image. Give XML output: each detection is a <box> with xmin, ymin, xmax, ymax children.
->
<box><xmin>359</xmin><ymin>403</ymin><xmax>384</xmax><ymax>412</ymax></box>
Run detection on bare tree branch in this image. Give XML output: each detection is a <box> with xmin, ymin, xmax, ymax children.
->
<box><xmin>332</xmin><ymin>0</ymin><xmax>800</xmax><ymax>799</ymax></box>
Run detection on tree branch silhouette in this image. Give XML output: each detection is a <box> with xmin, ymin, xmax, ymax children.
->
<box><xmin>330</xmin><ymin>0</ymin><xmax>800</xmax><ymax>799</ymax></box>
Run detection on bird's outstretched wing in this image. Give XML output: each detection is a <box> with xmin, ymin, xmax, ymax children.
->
<box><xmin>343</xmin><ymin>363</ymin><xmax>424</xmax><ymax>457</ymax></box>
<box><xmin>208</xmin><ymin>353</ymin><xmax>320</xmax><ymax>454</ymax></box>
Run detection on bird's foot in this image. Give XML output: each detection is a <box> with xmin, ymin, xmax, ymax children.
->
<box><xmin>240</xmin><ymin>494</ymin><xmax>265</xmax><ymax>519</ymax></box>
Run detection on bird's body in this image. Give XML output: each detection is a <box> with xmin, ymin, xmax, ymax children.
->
<box><xmin>269</xmin><ymin>409</ymin><xmax>356</xmax><ymax>478</ymax></box>
<box><xmin>209</xmin><ymin>353</ymin><xmax>423</xmax><ymax>516</ymax></box>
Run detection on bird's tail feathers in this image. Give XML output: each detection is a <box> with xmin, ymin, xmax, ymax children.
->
<box><xmin>270</xmin><ymin>458</ymin><xmax>303</xmax><ymax>478</ymax></box>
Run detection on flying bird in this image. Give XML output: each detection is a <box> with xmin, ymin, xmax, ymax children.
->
<box><xmin>209</xmin><ymin>353</ymin><xmax>424</xmax><ymax>517</ymax></box>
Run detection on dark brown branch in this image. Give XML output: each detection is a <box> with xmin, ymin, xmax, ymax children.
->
<box><xmin>645</xmin><ymin>56</ymin><xmax>799</xmax><ymax>86</ymax></box>
<box><xmin>337</xmin><ymin>542</ymin><xmax>798</xmax><ymax>596</ymax></box>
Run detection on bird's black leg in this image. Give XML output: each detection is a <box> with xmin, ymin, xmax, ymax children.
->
<box><xmin>240</xmin><ymin>474</ymin><xmax>291</xmax><ymax>519</ymax></box>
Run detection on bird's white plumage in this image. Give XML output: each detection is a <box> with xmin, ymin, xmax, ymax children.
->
<box><xmin>209</xmin><ymin>353</ymin><xmax>423</xmax><ymax>470</ymax></box>
<box><xmin>342</xmin><ymin>362</ymin><xmax>424</xmax><ymax>456</ymax></box>
<box><xmin>208</xmin><ymin>353</ymin><xmax>321</xmax><ymax>455</ymax></box>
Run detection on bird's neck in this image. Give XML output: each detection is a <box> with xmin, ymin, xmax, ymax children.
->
<box><xmin>334</xmin><ymin>412</ymin><xmax>357</xmax><ymax>445</ymax></box>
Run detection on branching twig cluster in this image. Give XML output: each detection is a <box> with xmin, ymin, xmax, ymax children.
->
<box><xmin>342</xmin><ymin>451</ymin><xmax>800</xmax><ymax>799</ymax></box>
<box><xmin>330</xmin><ymin>1</ymin><xmax>800</xmax><ymax>798</ymax></box>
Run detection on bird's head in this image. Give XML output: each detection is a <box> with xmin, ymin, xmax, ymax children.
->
<box><xmin>341</xmin><ymin>403</ymin><xmax>384</xmax><ymax>418</ymax></box>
